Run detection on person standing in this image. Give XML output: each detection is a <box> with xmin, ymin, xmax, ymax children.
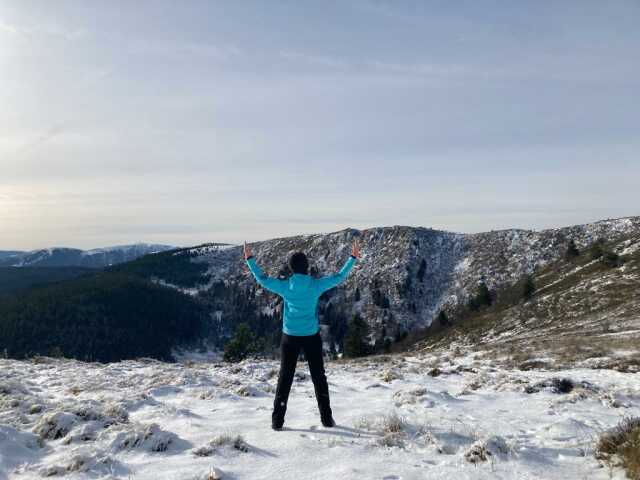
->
<box><xmin>244</xmin><ymin>238</ymin><xmax>361</xmax><ymax>430</ymax></box>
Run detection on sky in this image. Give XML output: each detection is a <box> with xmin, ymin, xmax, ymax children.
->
<box><xmin>1</xmin><ymin>0</ymin><xmax>639</xmax><ymax>250</ymax></box>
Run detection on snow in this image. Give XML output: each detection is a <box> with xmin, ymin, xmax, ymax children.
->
<box><xmin>5</xmin><ymin>244</ymin><xmax>175</xmax><ymax>268</ymax></box>
<box><xmin>82</xmin><ymin>244</ymin><xmax>173</xmax><ymax>257</ymax></box>
<box><xmin>1</xmin><ymin>353</ymin><xmax>638</xmax><ymax>479</ymax></box>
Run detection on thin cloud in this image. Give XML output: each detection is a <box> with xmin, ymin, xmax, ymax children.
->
<box><xmin>0</xmin><ymin>19</ymin><xmax>19</xmax><ymax>35</ymax></box>
<box><xmin>16</xmin><ymin>125</ymin><xmax>66</xmax><ymax>156</ymax></box>
<box><xmin>0</xmin><ymin>17</ymin><xmax>85</xmax><ymax>40</ymax></box>
<box><xmin>279</xmin><ymin>50</ymin><xmax>350</xmax><ymax>69</ymax></box>
<box><xmin>129</xmin><ymin>40</ymin><xmax>242</xmax><ymax>60</ymax></box>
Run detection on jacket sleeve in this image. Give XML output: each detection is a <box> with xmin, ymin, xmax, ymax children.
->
<box><xmin>314</xmin><ymin>255</ymin><xmax>357</xmax><ymax>295</ymax></box>
<box><xmin>246</xmin><ymin>257</ymin><xmax>287</xmax><ymax>296</ymax></box>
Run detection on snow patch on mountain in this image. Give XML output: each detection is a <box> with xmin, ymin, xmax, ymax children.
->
<box><xmin>0</xmin><ymin>244</ymin><xmax>175</xmax><ymax>268</ymax></box>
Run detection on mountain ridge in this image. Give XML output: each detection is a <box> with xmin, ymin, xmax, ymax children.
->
<box><xmin>0</xmin><ymin>243</ymin><xmax>176</xmax><ymax>269</ymax></box>
<box><xmin>1</xmin><ymin>215</ymin><xmax>637</xmax><ymax>361</ymax></box>
<box><xmin>110</xmin><ymin>215</ymin><xmax>640</xmax><ymax>352</ymax></box>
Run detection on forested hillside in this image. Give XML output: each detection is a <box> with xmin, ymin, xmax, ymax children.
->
<box><xmin>0</xmin><ymin>273</ymin><xmax>207</xmax><ymax>362</ymax></box>
<box><xmin>0</xmin><ymin>266</ymin><xmax>95</xmax><ymax>295</ymax></box>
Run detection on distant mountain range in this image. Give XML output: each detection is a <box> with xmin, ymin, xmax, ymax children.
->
<box><xmin>0</xmin><ymin>244</ymin><xmax>175</xmax><ymax>269</ymax></box>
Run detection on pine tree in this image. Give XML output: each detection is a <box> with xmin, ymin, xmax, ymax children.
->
<box><xmin>382</xmin><ymin>296</ymin><xmax>390</xmax><ymax>309</ymax></box>
<box><xmin>371</xmin><ymin>287</ymin><xmax>389</xmax><ymax>308</ymax></box>
<box><xmin>223</xmin><ymin>323</ymin><xmax>260</xmax><ymax>363</ymax></box>
<box><xmin>478</xmin><ymin>282</ymin><xmax>492</xmax><ymax>306</ymax></box>
<box><xmin>565</xmin><ymin>239</ymin><xmax>580</xmax><ymax>260</ymax></box>
<box><xmin>343</xmin><ymin>313</ymin><xmax>369</xmax><ymax>358</ymax></box>
<box><xmin>437</xmin><ymin>310</ymin><xmax>449</xmax><ymax>327</ymax></box>
<box><xmin>589</xmin><ymin>239</ymin><xmax>606</xmax><ymax>260</ymax></box>
<box><xmin>417</xmin><ymin>259</ymin><xmax>427</xmax><ymax>282</ymax></box>
<box><xmin>522</xmin><ymin>275</ymin><xmax>536</xmax><ymax>300</ymax></box>
<box><xmin>469</xmin><ymin>281</ymin><xmax>492</xmax><ymax>311</ymax></box>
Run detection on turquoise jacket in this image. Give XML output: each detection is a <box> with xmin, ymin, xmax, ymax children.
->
<box><xmin>246</xmin><ymin>255</ymin><xmax>357</xmax><ymax>336</ymax></box>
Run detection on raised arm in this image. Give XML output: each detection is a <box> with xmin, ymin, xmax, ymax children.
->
<box><xmin>244</xmin><ymin>242</ymin><xmax>287</xmax><ymax>296</ymax></box>
<box><xmin>314</xmin><ymin>239</ymin><xmax>360</xmax><ymax>294</ymax></box>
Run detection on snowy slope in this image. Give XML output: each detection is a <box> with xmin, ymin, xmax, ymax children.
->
<box><xmin>0</xmin><ymin>252</ymin><xmax>23</xmax><ymax>262</ymax></box>
<box><xmin>1</xmin><ymin>352</ymin><xmax>638</xmax><ymax>479</ymax></box>
<box><xmin>416</xmin><ymin>230</ymin><xmax>640</xmax><ymax>371</ymax></box>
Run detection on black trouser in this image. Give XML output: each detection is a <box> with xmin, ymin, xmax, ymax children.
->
<box><xmin>272</xmin><ymin>331</ymin><xmax>331</xmax><ymax>425</ymax></box>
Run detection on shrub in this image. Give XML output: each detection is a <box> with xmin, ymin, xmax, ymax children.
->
<box><xmin>595</xmin><ymin>417</ymin><xmax>640</xmax><ymax>479</ymax></box>
<box><xmin>565</xmin><ymin>239</ymin><xmax>580</xmax><ymax>260</ymax></box>
<box><xmin>223</xmin><ymin>323</ymin><xmax>261</xmax><ymax>363</ymax></box>
<box><xmin>380</xmin><ymin>369</ymin><xmax>403</xmax><ymax>382</ymax></box>
<box><xmin>554</xmin><ymin>378</ymin><xmax>574</xmax><ymax>394</ymax></box>
<box><xmin>589</xmin><ymin>239</ymin><xmax>606</xmax><ymax>260</ymax></box>
<box><xmin>589</xmin><ymin>238</ymin><xmax>623</xmax><ymax>267</ymax></box>
<box><xmin>343</xmin><ymin>314</ymin><xmax>370</xmax><ymax>358</ymax></box>
<box><xmin>210</xmin><ymin>432</ymin><xmax>249</xmax><ymax>452</ymax></box>
<box><xmin>193</xmin><ymin>433</ymin><xmax>249</xmax><ymax>457</ymax></box>
<box><xmin>602</xmin><ymin>250</ymin><xmax>623</xmax><ymax>268</ymax></box>
<box><xmin>381</xmin><ymin>412</ymin><xmax>406</xmax><ymax>434</ymax></box>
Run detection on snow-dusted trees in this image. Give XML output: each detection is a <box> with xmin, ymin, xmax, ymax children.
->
<box><xmin>589</xmin><ymin>238</ymin><xmax>623</xmax><ymax>268</ymax></box>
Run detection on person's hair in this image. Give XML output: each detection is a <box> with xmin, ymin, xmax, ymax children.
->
<box><xmin>289</xmin><ymin>251</ymin><xmax>309</xmax><ymax>275</ymax></box>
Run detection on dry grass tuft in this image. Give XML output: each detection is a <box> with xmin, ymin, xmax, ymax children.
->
<box><xmin>381</xmin><ymin>412</ymin><xmax>406</xmax><ymax>434</ymax></box>
<box><xmin>380</xmin><ymin>369</ymin><xmax>403</xmax><ymax>382</ymax></box>
<box><xmin>595</xmin><ymin>417</ymin><xmax>640</xmax><ymax>479</ymax></box>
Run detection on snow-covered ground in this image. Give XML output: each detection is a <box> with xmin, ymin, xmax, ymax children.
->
<box><xmin>1</xmin><ymin>352</ymin><xmax>638</xmax><ymax>480</ymax></box>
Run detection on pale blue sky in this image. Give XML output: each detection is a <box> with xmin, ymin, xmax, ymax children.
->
<box><xmin>1</xmin><ymin>1</ymin><xmax>639</xmax><ymax>250</ymax></box>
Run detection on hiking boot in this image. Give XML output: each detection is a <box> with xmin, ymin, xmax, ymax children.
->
<box><xmin>321</xmin><ymin>414</ymin><xmax>336</xmax><ymax>428</ymax></box>
<box><xmin>272</xmin><ymin>404</ymin><xmax>286</xmax><ymax>431</ymax></box>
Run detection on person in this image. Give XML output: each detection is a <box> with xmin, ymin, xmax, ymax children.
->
<box><xmin>243</xmin><ymin>238</ymin><xmax>361</xmax><ymax>430</ymax></box>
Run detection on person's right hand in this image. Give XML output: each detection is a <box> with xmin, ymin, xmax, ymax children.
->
<box><xmin>351</xmin><ymin>238</ymin><xmax>361</xmax><ymax>259</ymax></box>
<box><xmin>244</xmin><ymin>241</ymin><xmax>253</xmax><ymax>261</ymax></box>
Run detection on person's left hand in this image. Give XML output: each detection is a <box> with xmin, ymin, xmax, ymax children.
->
<box><xmin>351</xmin><ymin>238</ymin><xmax>361</xmax><ymax>259</ymax></box>
<box><xmin>244</xmin><ymin>241</ymin><xmax>253</xmax><ymax>261</ymax></box>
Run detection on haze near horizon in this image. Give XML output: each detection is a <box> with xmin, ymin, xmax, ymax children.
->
<box><xmin>1</xmin><ymin>1</ymin><xmax>639</xmax><ymax>250</ymax></box>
